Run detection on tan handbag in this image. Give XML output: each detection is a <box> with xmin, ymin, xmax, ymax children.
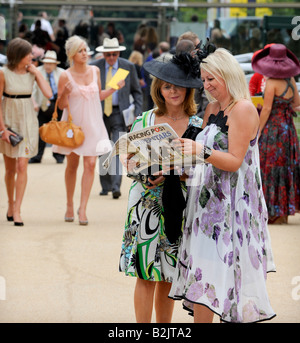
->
<box><xmin>39</xmin><ymin>100</ymin><xmax>85</xmax><ymax>148</ymax></box>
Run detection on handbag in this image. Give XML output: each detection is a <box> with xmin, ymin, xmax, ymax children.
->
<box><xmin>39</xmin><ymin>100</ymin><xmax>85</xmax><ymax>148</ymax></box>
<box><xmin>7</xmin><ymin>128</ymin><xmax>23</xmax><ymax>147</ymax></box>
<box><xmin>162</xmin><ymin>124</ymin><xmax>203</xmax><ymax>244</ymax></box>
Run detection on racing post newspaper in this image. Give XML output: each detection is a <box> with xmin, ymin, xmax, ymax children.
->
<box><xmin>102</xmin><ymin>123</ymin><xmax>203</xmax><ymax>177</ymax></box>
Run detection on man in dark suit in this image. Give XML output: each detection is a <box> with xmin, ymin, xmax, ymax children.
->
<box><xmin>90</xmin><ymin>38</ymin><xmax>143</xmax><ymax>199</ymax></box>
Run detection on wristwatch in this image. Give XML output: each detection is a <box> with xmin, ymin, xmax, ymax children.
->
<box><xmin>203</xmin><ymin>145</ymin><xmax>212</xmax><ymax>160</ymax></box>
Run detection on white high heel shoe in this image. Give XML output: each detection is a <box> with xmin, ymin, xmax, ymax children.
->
<box><xmin>77</xmin><ymin>209</ymin><xmax>88</xmax><ymax>226</ymax></box>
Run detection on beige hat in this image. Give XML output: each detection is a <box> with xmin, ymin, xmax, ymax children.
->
<box><xmin>87</xmin><ymin>47</ymin><xmax>94</xmax><ymax>56</ymax></box>
<box><xmin>96</xmin><ymin>38</ymin><xmax>126</xmax><ymax>53</ymax></box>
<box><xmin>41</xmin><ymin>50</ymin><xmax>60</xmax><ymax>64</ymax></box>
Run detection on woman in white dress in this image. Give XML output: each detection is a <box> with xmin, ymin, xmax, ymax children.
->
<box><xmin>0</xmin><ymin>38</ymin><xmax>52</xmax><ymax>226</ymax></box>
<box><xmin>169</xmin><ymin>47</ymin><xmax>276</xmax><ymax>323</ymax></box>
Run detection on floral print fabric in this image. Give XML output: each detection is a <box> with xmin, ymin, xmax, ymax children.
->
<box><xmin>259</xmin><ymin>88</ymin><xmax>300</xmax><ymax>218</ymax></box>
<box><xmin>169</xmin><ymin>110</ymin><xmax>276</xmax><ymax>322</ymax></box>
<box><xmin>119</xmin><ymin>111</ymin><xmax>203</xmax><ymax>282</ymax></box>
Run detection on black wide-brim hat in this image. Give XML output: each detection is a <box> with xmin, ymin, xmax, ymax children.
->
<box><xmin>143</xmin><ymin>54</ymin><xmax>203</xmax><ymax>89</ymax></box>
<box><xmin>252</xmin><ymin>44</ymin><xmax>300</xmax><ymax>78</ymax></box>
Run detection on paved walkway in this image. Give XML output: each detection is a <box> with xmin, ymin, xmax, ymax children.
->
<box><xmin>0</xmin><ymin>148</ymin><xmax>299</xmax><ymax>323</ymax></box>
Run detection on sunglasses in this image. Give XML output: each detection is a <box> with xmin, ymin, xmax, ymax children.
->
<box><xmin>194</xmin><ymin>42</ymin><xmax>201</xmax><ymax>50</ymax></box>
<box><xmin>105</xmin><ymin>52</ymin><xmax>118</xmax><ymax>57</ymax></box>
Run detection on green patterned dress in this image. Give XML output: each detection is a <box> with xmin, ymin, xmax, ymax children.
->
<box><xmin>119</xmin><ymin>110</ymin><xmax>203</xmax><ymax>282</ymax></box>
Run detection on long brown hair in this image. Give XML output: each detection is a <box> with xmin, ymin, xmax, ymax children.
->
<box><xmin>150</xmin><ymin>77</ymin><xmax>197</xmax><ymax>117</ymax></box>
<box><xmin>6</xmin><ymin>38</ymin><xmax>32</xmax><ymax>71</ymax></box>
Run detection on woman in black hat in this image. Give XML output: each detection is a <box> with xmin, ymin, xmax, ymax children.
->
<box><xmin>252</xmin><ymin>44</ymin><xmax>300</xmax><ymax>225</ymax></box>
<box><xmin>119</xmin><ymin>52</ymin><xmax>203</xmax><ymax>323</ymax></box>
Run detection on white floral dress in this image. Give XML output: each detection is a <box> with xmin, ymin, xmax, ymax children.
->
<box><xmin>169</xmin><ymin>109</ymin><xmax>276</xmax><ymax>323</ymax></box>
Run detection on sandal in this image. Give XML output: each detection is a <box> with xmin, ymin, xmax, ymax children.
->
<box><xmin>268</xmin><ymin>216</ymin><xmax>288</xmax><ymax>225</ymax></box>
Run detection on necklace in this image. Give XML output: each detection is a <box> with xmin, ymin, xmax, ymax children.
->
<box><xmin>221</xmin><ymin>101</ymin><xmax>233</xmax><ymax>112</ymax></box>
<box><xmin>220</xmin><ymin>101</ymin><xmax>233</xmax><ymax>112</ymax></box>
<box><xmin>165</xmin><ymin>114</ymin><xmax>186</xmax><ymax>122</ymax></box>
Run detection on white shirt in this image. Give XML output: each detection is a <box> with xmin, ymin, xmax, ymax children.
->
<box><xmin>30</xmin><ymin>18</ymin><xmax>54</xmax><ymax>36</ymax></box>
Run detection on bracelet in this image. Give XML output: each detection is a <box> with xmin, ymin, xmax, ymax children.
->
<box><xmin>204</xmin><ymin>145</ymin><xmax>212</xmax><ymax>160</ymax></box>
<box><xmin>0</xmin><ymin>129</ymin><xmax>6</xmax><ymax>136</ymax></box>
<box><xmin>197</xmin><ymin>145</ymin><xmax>212</xmax><ymax>162</ymax></box>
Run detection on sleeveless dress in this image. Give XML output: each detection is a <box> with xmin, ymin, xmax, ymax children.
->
<box><xmin>259</xmin><ymin>79</ymin><xmax>300</xmax><ymax>218</ymax></box>
<box><xmin>0</xmin><ymin>66</ymin><xmax>37</xmax><ymax>158</ymax></box>
<box><xmin>169</xmin><ymin>109</ymin><xmax>276</xmax><ymax>323</ymax></box>
<box><xmin>119</xmin><ymin>110</ymin><xmax>203</xmax><ymax>282</ymax></box>
<box><xmin>52</xmin><ymin>66</ymin><xmax>111</xmax><ymax>156</ymax></box>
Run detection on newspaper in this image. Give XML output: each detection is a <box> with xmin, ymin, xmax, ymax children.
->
<box><xmin>102</xmin><ymin>123</ymin><xmax>202</xmax><ymax>174</ymax></box>
<box><xmin>122</xmin><ymin>103</ymin><xmax>135</xmax><ymax>127</ymax></box>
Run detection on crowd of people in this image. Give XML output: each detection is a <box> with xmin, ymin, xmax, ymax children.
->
<box><xmin>0</xmin><ymin>11</ymin><xmax>300</xmax><ymax>324</ymax></box>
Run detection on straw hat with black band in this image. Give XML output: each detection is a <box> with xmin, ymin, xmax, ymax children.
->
<box><xmin>96</xmin><ymin>37</ymin><xmax>126</xmax><ymax>53</ymax></box>
<box><xmin>41</xmin><ymin>50</ymin><xmax>60</xmax><ymax>64</ymax></box>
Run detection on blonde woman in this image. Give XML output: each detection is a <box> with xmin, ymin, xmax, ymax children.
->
<box><xmin>128</xmin><ymin>50</ymin><xmax>146</xmax><ymax>88</ymax></box>
<box><xmin>169</xmin><ymin>48</ymin><xmax>276</xmax><ymax>323</ymax></box>
<box><xmin>0</xmin><ymin>38</ymin><xmax>52</xmax><ymax>226</ymax></box>
<box><xmin>53</xmin><ymin>35</ymin><xmax>124</xmax><ymax>225</ymax></box>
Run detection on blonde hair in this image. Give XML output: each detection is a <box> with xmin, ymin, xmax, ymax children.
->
<box><xmin>177</xmin><ymin>31</ymin><xmax>199</xmax><ymax>46</ymax></box>
<box><xmin>201</xmin><ymin>48</ymin><xmax>251</xmax><ymax>104</ymax></box>
<box><xmin>151</xmin><ymin>77</ymin><xmax>197</xmax><ymax>117</ymax></box>
<box><xmin>65</xmin><ymin>35</ymin><xmax>87</xmax><ymax>65</ymax></box>
<box><xmin>128</xmin><ymin>50</ymin><xmax>143</xmax><ymax>66</ymax></box>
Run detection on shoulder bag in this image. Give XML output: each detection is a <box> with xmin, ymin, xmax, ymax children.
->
<box><xmin>39</xmin><ymin>99</ymin><xmax>85</xmax><ymax>148</ymax></box>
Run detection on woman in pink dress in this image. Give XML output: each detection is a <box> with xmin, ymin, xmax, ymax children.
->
<box><xmin>53</xmin><ymin>35</ymin><xmax>125</xmax><ymax>225</ymax></box>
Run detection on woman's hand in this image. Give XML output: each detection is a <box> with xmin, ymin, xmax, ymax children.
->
<box><xmin>26</xmin><ymin>63</ymin><xmax>38</xmax><ymax>75</ymax></box>
<box><xmin>120</xmin><ymin>153</ymin><xmax>138</xmax><ymax>173</ymax></box>
<box><xmin>172</xmin><ymin>138</ymin><xmax>203</xmax><ymax>157</ymax></box>
<box><xmin>121</xmin><ymin>153</ymin><xmax>165</xmax><ymax>189</ymax></box>
<box><xmin>1</xmin><ymin>129</ymin><xmax>13</xmax><ymax>144</ymax></box>
<box><xmin>145</xmin><ymin>175</ymin><xmax>165</xmax><ymax>189</ymax></box>
<box><xmin>63</xmin><ymin>81</ymin><xmax>73</xmax><ymax>97</ymax></box>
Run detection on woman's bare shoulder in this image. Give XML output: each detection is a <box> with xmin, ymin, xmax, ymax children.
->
<box><xmin>91</xmin><ymin>65</ymin><xmax>100</xmax><ymax>75</ymax></box>
<box><xmin>59</xmin><ymin>70</ymin><xmax>69</xmax><ymax>81</ymax></box>
<box><xmin>230</xmin><ymin>99</ymin><xmax>259</xmax><ymax>131</ymax></box>
<box><xmin>232</xmin><ymin>99</ymin><xmax>258</xmax><ymax>117</ymax></box>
